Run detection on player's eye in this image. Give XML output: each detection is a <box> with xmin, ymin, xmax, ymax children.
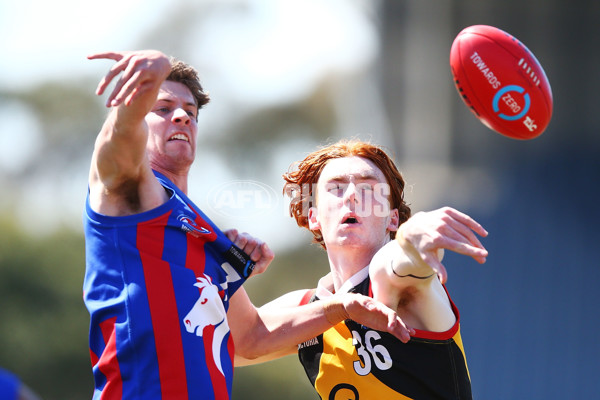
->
<box><xmin>326</xmin><ymin>183</ymin><xmax>345</xmax><ymax>194</ymax></box>
<box><xmin>356</xmin><ymin>183</ymin><xmax>373</xmax><ymax>193</ymax></box>
<box><xmin>184</xmin><ymin>107</ymin><xmax>197</xmax><ymax>118</ymax></box>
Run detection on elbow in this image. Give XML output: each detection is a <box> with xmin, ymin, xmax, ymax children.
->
<box><xmin>235</xmin><ymin>342</ymin><xmax>261</xmax><ymax>360</ymax></box>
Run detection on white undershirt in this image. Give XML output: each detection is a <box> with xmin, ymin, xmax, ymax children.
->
<box><xmin>315</xmin><ymin>265</ymin><xmax>370</xmax><ymax>298</ymax></box>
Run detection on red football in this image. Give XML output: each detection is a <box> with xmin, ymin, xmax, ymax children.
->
<box><xmin>450</xmin><ymin>25</ymin><xmax>553</xmax><ymax>140</ymax></box>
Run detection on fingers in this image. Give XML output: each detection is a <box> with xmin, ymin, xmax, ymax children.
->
<box><xmin>432</xmin><ymin>207</ymin><xmax>489</xmax><ymax>264</ymax></box>
<box><xmin>105</xmin><ymin>55</ymin><xmax>143</xmax><ymax>107</ymax></box>
<box><xmin>224</xmin><ymin>229</ymin><xmax>238</xmax><ymax>242</ymax></box>
<box><xmin>107</xmin><ymin>54</ymin><xmax>161</xmax><ymax>107</ymax></box>
<box><xmin>229</xmin><ymin>231</ymin><xmax>254</xmax><ymax>254</ymax></box>
<box><xmin>88</xmin><ymin>52</ymin><xmax>129</xmax><ymax>97</ymax></box>
<box><xmin>228</xmin><ymin>231</ymin><xmax>274</xmax><ymax>276</ymax></box>
<box><xmin>252</xmin><ymin>242</ymin><xmax>274</xmax><ymax>275</ymax></box>
<box><xmin>443</xmin><ymin>206</ymin><xmax>488</xmax><ymax>237</ymax></box>
<box><xmin>445</xmin><ymin>216</ymin><xmax>488</xmax><ymax>260</ymax></box>
<box><xmin>403</xmin><ymin>207</ymin><xmax>489</xmax><ymax>271</ymax></box>
<box><xmin>422</xmin><ymin>254</ymin><xmax>448</xmax><ymax>284</ymax></box>
<box><xmin>387</xmin><ymin>313</ymin><xmax>415</xmax><ymax>343</ymax></box>
<box><xmin>440</xmin><ymin>226</ymin><xmax>488</xmax><ymax>264</ymax></box>
<box><xmin>87</xmin><ymin>51</ymin><xmax>126</xmax><ymax>61</ymax></box>
<box><xmin>88</xmin><ymin>50</ymin><xmax>170</xmax><ymax>107</ymax></box>
<box><xmin>344</xmin><ymin>294</ymin><xmax>413</xmax><ymax>343</ymax></box>
<box><xmin>439</xmin><ymin>207</ymin><xmax>487</xmax><ymax>244</ymax></box>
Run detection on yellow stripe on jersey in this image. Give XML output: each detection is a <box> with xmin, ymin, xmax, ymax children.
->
<box><xmin>314</xmin><ymin>321</ymin><xmax>413</xmax><ymax>400</ymax></box>
<box><xmin>451</xmin><ymin>327</ymin><xmax>471</xmax><ymax>382</ymax></box>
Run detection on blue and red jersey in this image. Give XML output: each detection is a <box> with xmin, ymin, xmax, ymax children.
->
<box><xmin>0</xmin><ymin>368</ymin><xmax>19</xmax><ymax>400</ymax></box>
<box><xmin>83</xmin><ymin>171</ymin><xmax>252</xmax><ymax>399</ymax></box>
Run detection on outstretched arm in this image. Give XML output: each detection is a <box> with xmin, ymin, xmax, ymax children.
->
<box><xmin>228</xmin><ymin>287</ymin><xmax>413</xmax><ymax>366</ymax></box>
<box><xmin>369</xmin><ymin>207</ymin><xmax>488</xmax><ymax>330</ymax></box>
<box><xmin>87</xmin><ymin>50</ymin><xmax>171</xmax><ymax>215</ymax></box>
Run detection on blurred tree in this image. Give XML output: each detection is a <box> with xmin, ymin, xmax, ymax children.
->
<box><xmin>0</xmin><ymin>219</ymin><xmax>92</xmax><ymax>400</ymax></box>
<box><xmin>206</xmin><ymin>86</ymin><xmax>339</xmax><ymax>175</ymax></box>
<box><xmin>3</xmin><ymin>80</ymin><xmax>104</xmax><ymax>179</ymax></box>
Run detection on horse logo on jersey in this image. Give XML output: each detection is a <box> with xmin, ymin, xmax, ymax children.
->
<box><xmin>183</xmin><ymin>274</ymin><xmax>229</xmax><ymax>375</ymax></box>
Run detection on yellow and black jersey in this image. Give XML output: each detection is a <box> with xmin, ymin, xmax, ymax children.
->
<box><xmin>298</xmin><ymin>277</ymin><xmax>472</xmax><ymax>400</ymax></box>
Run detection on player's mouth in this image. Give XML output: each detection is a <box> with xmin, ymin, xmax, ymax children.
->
<box><xmin>168</xmin><ymin>133</ymin><xmax>190</xmax><ymax>142</ymax></box>
<box><xmin>341</xmin><ymin>214</ymin><xmax>360</xmax><ymax>225</ymax></box>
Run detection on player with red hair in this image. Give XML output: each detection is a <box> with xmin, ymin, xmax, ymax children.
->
<box><xmin>237</xmin><ymin>139</ymin><xmax>488</xmax><ymax>399</ymax></box>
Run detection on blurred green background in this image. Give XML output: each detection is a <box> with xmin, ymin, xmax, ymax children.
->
<box><xmin>1</xmin><ymin>1</ymin><xmax>599</xmax><ymax>399</ymax></box>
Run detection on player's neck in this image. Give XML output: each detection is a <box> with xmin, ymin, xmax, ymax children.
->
<box><xmin>153</xmin><ymin>166</ymin><xmax>190</xmax><ymax>194</ymax></box>
<box><xmin>326</xmin><ymin>247</ymin><xmax>373</xmax><ymax>292</ymax></box>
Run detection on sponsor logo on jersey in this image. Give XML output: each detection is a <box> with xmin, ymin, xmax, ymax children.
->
<box><xmin>178</xmin><ymin>214</ymin><xmax>211</xmax><ymax>237</ymax></box>
<box><xmin>298</xmin><ymin>337</ymin><xmax>320</xmax><ymax>350</ymax></box>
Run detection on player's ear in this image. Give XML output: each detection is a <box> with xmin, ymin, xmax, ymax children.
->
<box><xmin>387</xmin><ymin>208</ymin><xmax>399</xmax><ymax>232</ymax></box>
<box><xmin>308</xmin><ymin>207</ymin><xmax>320</xmax><ymax>231</ymax></box>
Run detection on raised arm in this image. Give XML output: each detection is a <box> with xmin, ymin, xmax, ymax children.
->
<box><xmin>87</xmin><ymin>50</ymin><xmax>171</xmax><ymax>216</ymax></box>
<box><xmin>369</xmin><ymin>207</ymin><xmax>488</xmax><ymax>331</ymax></box>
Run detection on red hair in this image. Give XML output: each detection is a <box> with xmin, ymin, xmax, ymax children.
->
<box><xmin>283</xmin><ymin>140</ymin><xmax>411</xmax><ymax>248</ymax></box>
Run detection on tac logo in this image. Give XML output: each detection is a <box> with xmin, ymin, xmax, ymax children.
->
<box><xmin>178</xmin><ymin>214</ymin><xmax>211</xmax><ymax>237</ymax></box>
<box><xmin>206</xmin><ymin>180</ymin><xmax>278</xmax><ymax>219</ymax></box>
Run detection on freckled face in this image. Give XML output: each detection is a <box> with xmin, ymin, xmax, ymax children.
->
<box><xmin>308</xmin><ymin>156</ymin><xmax>399</xmax><ymax>252</ymax></box>
<box><xmin>145</xmin><ymin>80</ymin><xmax>198</xmax><ymax>171</ymax></box>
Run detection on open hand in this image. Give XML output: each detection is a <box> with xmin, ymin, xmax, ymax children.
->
<box><xmin>88</xmin><ymin>50</ymin><xmax>171</xmax><ymax>107</ymax></box>
<box><xmin>399</xmin><ymin>207</ymin><xmax>488</xmax><ymax>284</ymax></box>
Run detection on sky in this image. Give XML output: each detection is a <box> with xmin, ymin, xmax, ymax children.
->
<box><xmin>0</xmin><ymin>0</ymin><xmax>162</xmax><ymax>89</ymax></box>
<box><xmin>0</xmin><ymin>0</ymin><xmax>380</xmax><ymax>250</ymax></box>
<box><xmin>0</xmin><ymin>0</ymin><xmax>376</xmax><ymax>92</ymax></box>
